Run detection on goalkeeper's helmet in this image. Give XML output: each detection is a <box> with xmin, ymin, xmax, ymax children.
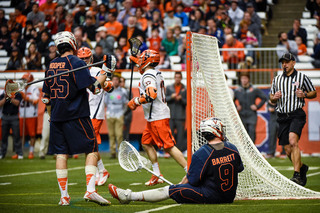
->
<box><xmin>21</xmin><ymin>72</ymin><xmax>34</xmax><ymax>83</ymax></box>
<box><xmin>54</xmin><ymin>31</ymin><xmax>77</xmax><ymax>54</ymax></box>
<box><xmin>200</xmin><ymin>117</ymin><xmax>225</xmax><ymax>141</ymax></box>
<box><xmin>77</xmin><ymin>47</ymin><xmax>93</xmax><ymax>65</ymax></box>
<box><xmin>131</xmin><ymin>49</ymin><xmax>160</xmax><ymax>74</ymax></box>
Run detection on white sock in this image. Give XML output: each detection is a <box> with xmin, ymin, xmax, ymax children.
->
<box><xmin>95</xmin><ymin>170</ymin><xmax>100</xmax><ymax>178</ymax></box>
<box><xmin>85</xmin><ymin>165</ymin><xmax>97</xmax><ymax>192</ymax></box>
<box><xmin>152</xmin><ymin>162</ymin><xmax>160</xmax><ymax>176</ymax></box>
<box><xmin>56</xmin><ymin>169</ymin><xmax>68</xmax><ymax>197</ymax></box>
<box><xmin>29</xmin><ymin>146</ymin><xmax>34</xmax><ymax>153</ymax></box>
<box><xmin>97</xmin><ymin>159</ymin><xmax>105</xmax><ymax>173</ymax></box>
<box><xmin>184</xmin><ymin>166</ymin><xmax>188</xmax><ymax>173</ymax></box>
<box><xmin>140</xmin><ymin>186</ymin><xmax>170</xmax><ymax>202</ymax></box>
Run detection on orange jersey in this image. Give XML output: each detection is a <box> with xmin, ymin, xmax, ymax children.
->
<box><xmin>137</xmin><ymin>17</ymin><xmax>148</xmax><ymax>31</ymax></box>
<box><xmin>222</xmin><ymin>40</ymin><xmax>245</xmax><ymax>64</ymax></box>
<box><xmin>20</xmin><ymin>117</ymin><xmax>37</xmax><ymax>137</ymax></box>
<box><xmin>39</xmin><ymin>2</ymin><xmax>57</xmax><ymax>16</ymax></box>
<box><xmin>298</xmin><ymin>43</ymin><xmax>307</xmax><ymax>55</ymax></box>
<box><xmin>148</xmin><ymin>37</ymin><xmax>162</xmax><ymax>52</ymax></box>
<box><xmin>141</xmin><ymin>119</ymin><xmax>176</xmax><ymax>149</ymax></box>
<box><xmin>16</xmin><ymin>14</ymin><xmax>27</xmax><ymax>28</ymax></box>
<box><xmin>104</xmin><ymin>21</ymin><xmax>123</xmax><ymax>37</ymax></box>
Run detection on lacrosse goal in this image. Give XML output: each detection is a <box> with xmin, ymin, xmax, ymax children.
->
<box><xmin>185</xmin><ymin>32</ymin><xmax>320</xmax><ymax>200</ymax></box>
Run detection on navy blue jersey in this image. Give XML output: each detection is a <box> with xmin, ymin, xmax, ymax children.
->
<box><xmin>42</xmin><ymin>55</ymin><xmax>96</xmax><ymax>122</ymax></box>
<box><xmin>187</xmin><ymin>141</ymin><xmax>244</xmax><ymax>203</ymax></box>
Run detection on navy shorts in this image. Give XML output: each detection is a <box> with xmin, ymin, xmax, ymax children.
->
<box><xmin>48</xmin><ymin>117</ymin><xmax>98</xmax><ymax>155</ymax></box>
<box><xmin>169</xmin><ymin>183</ymin><xmax>230</xmax><ymax>204</ymax></box>
<box><xmin>277</xmin><ymin>109</ymin><xmax>306</xmax><ymax>146</ymax></box>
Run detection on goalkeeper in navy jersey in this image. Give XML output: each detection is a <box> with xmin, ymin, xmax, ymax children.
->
<box><xmin>109</xmin><ymin>117</ymin><xmax>244</xmax><ymax>204</ymax></box>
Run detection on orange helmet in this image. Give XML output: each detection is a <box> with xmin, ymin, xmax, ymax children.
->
<box><xmin>21</xmin><ymin>72</ymin><xmax>34</xmax><ymax>83</ymax></box>
<box><xmin>77</xmin><ymin>47</ymin><xmax>93</xmax><ymax>65</ymax></box>
<box><xmin>130</xmin><ymin>49</ymin><xmax>160</xmax><ymax>74</ymax></box>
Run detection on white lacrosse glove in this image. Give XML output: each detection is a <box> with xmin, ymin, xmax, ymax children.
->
<box><xmin>101</xmin><ymin>55</ymin><xmax>116</xmax><ymax>75</ymax></box>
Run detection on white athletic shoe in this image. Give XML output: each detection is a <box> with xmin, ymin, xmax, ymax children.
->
<box><xmin>98</xmin><ymin>170</ymin><xmax>110</xmax><ymax>186</ymax></box>
<box><xmin>58</xmin><ymin>196</ymin><xmax>70</xmax><ymax>206</ymax></box>
<box><xmin>83</xmin><ymin>191</ymin><xmax>111</xmax><ymax>206</ymax></box>
<box><xmin>108</xmin><ymin>184</ymin><xmax>131</xmax><ymax>204</ymax></box>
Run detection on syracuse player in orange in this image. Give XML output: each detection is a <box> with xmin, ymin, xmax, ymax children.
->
<box><xmin>128</xmin><ymin>49</ymin><xmax>187</xmax><ymax>186</ymax></box>
<box><xmin>19</xmin><ymin>73</ymin><xmax>40</xmax><ymax>159</ymax></box>
<box><xmin>77</xmin><ymin>47</ymin><xmax>113</xmax><ymax>186</ymax></box>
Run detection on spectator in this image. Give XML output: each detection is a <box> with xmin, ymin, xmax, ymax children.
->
<box><xmin>276</xmin><ymin>32</ymin><xmax>298</xmax><ymax>61</ymax></box>
<box><xmin>0</xmin><ymin>9</ymin><xmax>8</xmax><ymax>26</ymax></box>
<box><xmin>44</xmin><ymin>41</ymin><xmax>59</xmax><ymax>69</ymax></box>
<box><xmin>222</xmin><ymin>34</ymin><xmax>245</xmax><ymax>69</ymax></box>
<box><xmin>164</xmin><ymin>9</ymin><xmax>182</xmax><ymax>30</ymax></box>
<box><xmin>0</xmin><ymin>90</ymin><xmax>23</xmax><ymax>159</ymax></box>
<box><xmin>46</xmin><ymin>4</ymin><xmax>66</xmax><ymax>35</ymax></box>
<box><xmin>39</xmin><ymin>107</ymin><xmax>50</xmax><ymax>159</ymax></box>
<box><xmin>96</xmin><ymin>3</ymin><xmax>109</xmax><ymax>26</ymax></box>
<box><xmin>287</xmin><ymin>19</ymin><xmax>307</xmax><ymax>46</ymax></box>
<box><xmin>148</xmin><ymin>27</ymin><xmax>162</xmax><ymax>52</ymax></box>
<box><xmin>115</xmin><ymin>47</ymin><xmax>128</xmax><ymax>69</ymax></box>
<box><xmin>117</xmin><ymin>0</ymin><xmax>136</xmax><ymax>26</ymax></box>
<box><xmin>296</xmin><ymin>36</ymin><xmax>307</xmax><ymax>56</ymax></box>
<box><xmin>6</xmin><ymin>47</ymin><xmax>24</xmax><ymax>70</ymax></box>
<box><xmin>132</xmin><ymin>0</ymin><xmax>148</xmax><ymax>8</ymax></box>
<box><xmin>207</xmin><ymin>18</ymin><xmax>225</xmax><ymax>47</ymax></box>
<box><xmin>19</xmin><ymin>0</ymin><xmax>33</xmax><ymax>16</ymax></box>
<box><xmin>174</xmin><ymin>26</ymin><xmax>184</xmax><ymax>46</ymax></box>
<box><xmin>107</xmin><ymin>0</ymin><xmax>122</xmax><ymax>14</ymax></box>
<box><xmin>104</xmin><ymin>12</ymin><xmax>124</xmax><ymax>39</ymax></box>
<box><xmin>175</xmin><ymin>3</ymin><xmax>189</xmax><ymax>27</ymax></box>
<box><xmin>23</xmin><ymin>20</ymin><xmax>36</xmax><ymax>42</ymax></box>
<box><xmin>157</xmin><ymin>46</ymin><xmax>171</xmax><ymax>69</ymax></box>
<box><xmin>234</xmin><ymin>72</ymin><xmax>267</xmax><ymax>143</ymax></box>
<box><xmin>161</xmin><ymin>28</ymin><xmax>179</xmax><ymax>56</ymax></box>
<box><xmin>223</xmin><ymin>24</ymin><xmax>234</xmax><ymax>37</ymax></box>
<box><xmin>35</xmin><ymin>21</ymin><xmax>48</xmax><ymax>43</ymax></box>
<box><xmin>311</xmin><ymin>33</ymin><xmax>320</xmax><ymax>68</ymax></box>
<box><xmin>15</xmin><ymin>6</ymin><xmax>27</xmax><ymax>28</ymax></box>
<box><xmin>4</xmin><ymin>29</ymin><xmax>26</xmax><ymax>56</ymax></box>
<box><xmin>137</xmin><ymin>35</ymin><xmax>148</xmax><ymax>52</ymax></box>
<box><xmin>37</xmin><ymin>30</ymin><xmax>52</xmax><ymax>55</ymax></box>
<box><xmin>118</xmin><ymin>36</ymin><xmax>129</xmax><ymax>53</ymax></box>
<box><xmin>92</xmin><ymin>44</ymin><xmax>104</xmax><ymax>65</ymax></box>
<box><xmin>217</xmin><ymin>11</ymin><xmax>235</xmax><ymax>30</ymax></box>
<box><xmin>58</xmin><ymin>13</ymin><xmax>77</xmax><ymax>33</ymax></box>
<box><xmin>105</xmin><ymin>75</ymin><xmax>128</xmax><ymax>159</ymax></box>
<box><xmin>89</xmin><ymin>0</ymin><xmax>99</xmax><ymax>16</ymax></box>
<box><xmin>241</xmin><ymin>11</ymin><xmax>261</xmax><ymax>46</ymax></box>
<box><xmin>74</xmin><ymin>27</ymin><xmax>91</xmax><ymax>49</ymax></box>
<box><xmin>136</xmin><ymin>7</ymin><xmax>148</xmax><ymax>32</ymax></box>
<box><xmin>189</xmin><ymin>8</ymin><xmax>204</xmax><ymax>32</ymax></box>
<box><xmin>246</xmin><ymin>2</ymin><xmax>261</xmax><ymax>31</ymax></box>
<box><xmin>148</xmin><ymin>10</ymin><xmax>165</xmax><ymax>38</ymax></box>
<box><xmin>19</xmin><ymin>73</ymin><xmax>40</xmax><ymax>159</ymax></box>
<box><xmin>179</xmin><ymin>36</ymin><xmax>187</xmax><ymax>64</ymax></box>
<box><xmin>39</xmin><ymin>0</ymin><xmax>57</xmax><ymax>21</ymax></box>
<box><xmin>166</xmin><ymin>71</ymin><xmax>187</xmax><ymax>152</ymax></box>
<box><xmin>27</xmin><ymin>3</ymin><xmax>45</xmax><ymax>26</ymax></box>
<box><xmin>96</xmin><ymin>26</ymin><xmax>115</xmax><ymax>55</ymax></box>
<box><xmin>237</xmin><ymin>21</ymin><xmax>258</xmax><ymax>59</ymax></box>
<box><xmin>0</xmin><ymin>24</ymin><xmax>10</xmax><ymax>49</ymax></box>
<box><xmin>228</xmin><ymin>0</ymin><xmax>244</xmax><ymax>32</ymax></box>
<box><xmin>205</xmin><ymin>1</ymin><xmax>218</xmax><ymax>21</ymax></box>
<box><xmin>119</xmin><ymin>16</ymin><xmax>145</xmax><ymax>50</ymax></box>
<box><xmin>145</xmin><ymin>0</ymin><xmax>161</xmax><ymax>20</ymax></box>
<box><xmin>306</xmin><ymin>0</ymin><xmax>320</xmax><ymax>18</ymax></box>
<box><xmin>24</xmin><ymin>42</ymin><xmax>42</xmax><ymax>70</ymax></box>
<box><xmin>74</xmin><ymin>0</ymin><xmax>87</xmax><ymax>26</ymax></box>
<box><xmin>7</xmin><ymin>12</ymin><xmax>22</xmax><ymax>34</ymax></box>
<box><xmin>83</xmin><ymin>14</ymin><xmax>97</xmax><ymax>41</ymax></box>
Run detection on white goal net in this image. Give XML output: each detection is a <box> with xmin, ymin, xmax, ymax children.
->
<box><xmin>186</xmin><ymin>32</ymin><xmax>320</xmax><ymax>199</ymax></box>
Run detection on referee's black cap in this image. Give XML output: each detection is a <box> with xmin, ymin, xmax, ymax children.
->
<box><xmin>279</xmin><ymin>53</ymin><xmax>296</xmax><ymax>62</ymax></box>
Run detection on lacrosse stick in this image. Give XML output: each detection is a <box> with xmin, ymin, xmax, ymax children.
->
<box><xmin>128</xmin><ymin>37</ymin><xmax>142</xmax><ymax>100</ymax></box>
<box><xmin>5</xmin><ymin>60</ymin><xmax>106</xmax><ymax>98</ymax></box>
<box><xmin>118</xmin><ymin>141</ymin><xmax>173</xmax><ymax>185</ymax></box>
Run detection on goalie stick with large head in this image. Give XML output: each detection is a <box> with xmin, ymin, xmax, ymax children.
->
<box><xmin>118</xmin><ymin>141</ymin><xmax>173</xmax><ymax>185</ymax></box>
<box><xmin>4</xmin><ymin>60</ymin><xmax>108</xmax><ymax>98</ymax></box>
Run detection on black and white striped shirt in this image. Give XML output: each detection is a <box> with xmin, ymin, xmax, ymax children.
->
<box><xmin>270</xmin><ymin>69</ymin><xmax>316</xmax><ymax>113</ymax></box>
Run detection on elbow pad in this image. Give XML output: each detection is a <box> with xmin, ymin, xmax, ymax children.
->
<box><xmin>90</xmin><ymin>80</ymin><xmax>102</xmax><ymax>94</ymax></box>
<box><xmin>145</xmin><ymin>87</ymin><xmax>157</xmax><ymax>102</ymax></box>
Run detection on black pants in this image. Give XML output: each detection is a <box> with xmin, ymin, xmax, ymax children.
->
<box><xmin>1</xmin><ymin>115</ymin><xmax>23</xmax><ymax>157</ymax></box>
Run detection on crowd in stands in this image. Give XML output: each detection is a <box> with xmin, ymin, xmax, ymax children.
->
<box><xmin>0</xmin><ymin>0</ymin><xmax>274</xmax><ymax>71</ymax></box>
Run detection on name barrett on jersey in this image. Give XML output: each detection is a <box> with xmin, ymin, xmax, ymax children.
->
<box><xmin>212</xmin><ymin>153</ymin><xmax>236</xmax><ymax>166</ymax></box>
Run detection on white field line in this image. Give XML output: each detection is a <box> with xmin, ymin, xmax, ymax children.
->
<box><xmin>0</xmin><ymin>163</ymin><xmax>119</xmax><ymax>178</ymax></box>
<box><xmin>135</xmin><ymin>204</ymin><xmax>181</xmax><ymax>213</ymax></box>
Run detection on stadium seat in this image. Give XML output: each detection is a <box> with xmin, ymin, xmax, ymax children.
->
<box><xmin>0</xmin><ymin>49</ymin><xmax>7</xmax><ymax>56</ymax></box>
<box><xmin>300</xmin><ymin>18</ymin><xmax>317</xmax><ymax>26</ymax></box>
<box><xmin>169</xmin><ymin>55</ymin><xmax>182</xmax><ymax>70</ymax></box>
<box><xmin>0</xmin><ymin>1</ymin><xmax>10</xmax><ymax>7</ymax></box>
<box><xmin>307</xmin><ymin>47</ymin><xmax>314</xmax><ymax>55</ymax></box>
<box><xmin>302</xmin><ymin>11</ymin><xmax>311</xmax><ymax>18</ymax></box>
<box><xmin>91</xmin><ymin>41</ymin><xmax>97</xmax><ymax>48</ymax></box>
<box><xmin>297</xmin><ymin>55</ymin><xmax>314</xmax><ymax>62</ymax></box>
<box><xmin>294</xmin><ymin>62</ymin><xmax>314</xmax><ymax>69</ymax></box>
<box><xmin>3</xmin><ymin>7</ymin><xmax>14</xmax><ymax>14</ymax></box>
<box><xmin>0</xmin><ymin>57</ymin><xmax>10</xmax><ymax>65</ymax></box>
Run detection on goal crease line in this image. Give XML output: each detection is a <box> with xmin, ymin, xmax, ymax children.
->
<box><xmin>135</xmin><ymin>204</ymin><xmax>181</xmax><ymax>213</ymax></box>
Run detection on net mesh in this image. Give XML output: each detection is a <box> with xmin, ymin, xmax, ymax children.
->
<box><xmin>189</xmin><ymin>32</ymin><xmax>320</xmax><ymax>200</ymax></box>
<box><xmin>5</xmin><ymin>80</ymin><xmax>25</xmax><ymax>97</ymax></box>
<box><xmin>118</xmin><ymin>141</ymin><xmax>152</xmax><ymax>172</ymax></box>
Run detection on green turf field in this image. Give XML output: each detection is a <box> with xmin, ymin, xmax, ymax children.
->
<box><xmin>0</xmin><ymin>153</ymin><xmax>319</xmax><ymax>213</ymax></box>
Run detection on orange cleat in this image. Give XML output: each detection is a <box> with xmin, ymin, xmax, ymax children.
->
<box><xmin>28</xmin><ymin>152</ymin><xmax>34</xmax><ymax>159</ymax></box>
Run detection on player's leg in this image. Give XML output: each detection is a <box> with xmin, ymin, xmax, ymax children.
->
<box><xmin>12</xmin><ymin>117</ymin><xmax>23</xmax><ymax>158</ymax></box>
<box><xmin>109</xmin><ymin>184</ymin><xmax>170</xmax><ymax>204</ymax></box>
<box><xmin>115</xmin><ymin>116</ymin><xmax>124</xmax><ymax>155</ymax></box>
<box><xmin>1</xmin><ymin>118</ymin><xmax>10</xmax><ymax>158</ymax></box>
<box><xmin>107</xmin><ymin>117</ymin><xmax>116</xmax><ymax>159</ymax></box>
<box><xmin>39</xmin><ymin>111</ymin><xmax>50</xmax><ymax>159</ymax></box>
<box><xmin>56</xmin><ymin>154</ymin><xmax>70</xmax><ymax>205</ymax></box>
<box><xmin>175</xmin><ymin>119</ymin><xmax>187</xmax><ymax>152</ymax></box>
<box><xmin>165</xmin><ymin>146</ymin><xmax>187</xmax><ymax>171</ymax></box>
<box><xmin>27</xmin><ymin>118</ymin><xmax>37</xmax><ymax>159</ymax></box>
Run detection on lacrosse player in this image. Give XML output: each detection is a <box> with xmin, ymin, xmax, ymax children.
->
<box><xmin>42</xmin><ymin>31</ymin><xmax>115</xmax><ymax>206</ymax></box>
<box><xmin>127</xmin><ymin>49</ymin><xmax>187</xmax><ymax>186</ymax></box>
<box><xmin>109</xmin><ymin>117</ymin><xmax>244</xmax><ymax>204</ymax></box>
<box><xmin>77</xmin><ymin>47</ymin><xmax>113</xmax><ymax>186</ymax></box>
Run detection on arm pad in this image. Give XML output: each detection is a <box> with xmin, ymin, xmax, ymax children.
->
<box><xmin>145</xmin><ymin>86</ymin><xmax>157</xmax><ymax>102</ymax></box>
<box><xmin>90</xmin><ymin>80</ymin><xmax>102</xmax><ymax>94</ymax></box>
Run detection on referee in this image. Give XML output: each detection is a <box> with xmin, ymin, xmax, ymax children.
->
<box><xmin>270</xmin><ymin>52</ymin><xmax>317</xmax><ymax>186</ymax></box>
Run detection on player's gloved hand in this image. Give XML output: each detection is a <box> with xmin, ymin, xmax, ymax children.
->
<box><xmin>129</xmin><ymin>55</ymin><xmax>139</xmax><ymax>64</ymax></box>
<box><xmin>101</xmin><ymin>55</ymin><xmax>116</xmax><ymax>75</ymax></box>
<box><xmin>20</xmin><ymin>91</ymin><xmax>38</xmax><ymax>105</ymax></box>
<box><xmin>128</xmin><ymin>96</ymin><xmax>147</xmax><ymax>110</ymax></box>
<box><xmin>145</xmin><ymin>87</ymin><xmax>157</xmax><ymax>102</ymax></box>
<box><xmin>103</xmin><ymin>80</ymin><xmax>114</xmax><ymax>93</ymax></box>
